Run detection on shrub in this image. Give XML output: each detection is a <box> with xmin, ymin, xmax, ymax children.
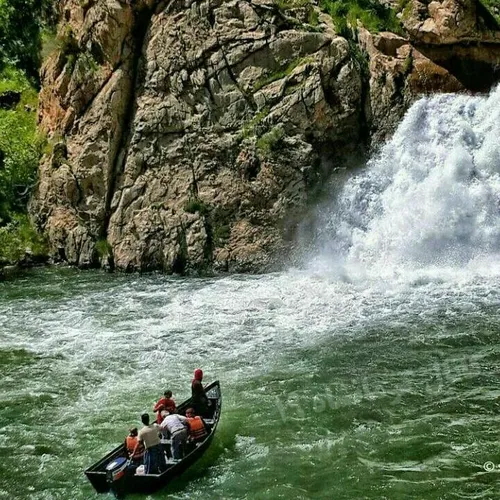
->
<box><xmin>184</xmin><ymin>198</ymin><xmax>210</xmax><ymax>215</ymax></box>
<box><xmin>95</xmin><ymin>239</ymin><xmax>112</xmax><ymax>258</ymax></box>
<box><xmin>256</xmin><ymin>126</ymin><xmax>286</xmax><ymax>154</ymax></box>
<box><xmin>57</xmin><ymin>25</ymin><xmax>79</xmax><ymax>71</ymax></box>
<box><xmin>319</xmin><ymin>0</ymin><xmax>402</xmax><ymax>36</ymax></box>
<box><xmin>241</xmin><ymin>107</ymin><xmax>270</xmax><ymax>139</ymax></box>
<box><xmin>0</xmin><ymin>214</ymin><xmax>47</xmax><ymax>263</ymax></box>
<box><xmin>479</xmin><ymin>0</ymin><xmax>500</xmax><ymax>25</ymax></box>
<box><xmin>402</xmin><ymin>51</ymin><xmax>413</xmax><ymax>75</ymax></box>
<box><xmin>0</xmin><ymin>0</ymin><xmax>56</xmax><ymax>83</ymax></box>
<box><xmin>213</xmin><ymin>224</ymin><xmax>231</xmax><ymax>246</ymax></box>
<box><xmin>0</xmin><ymin>66</ymin><xmax>45</xmax><ymax>224</ymax></box>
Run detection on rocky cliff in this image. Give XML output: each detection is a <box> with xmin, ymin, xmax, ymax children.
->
<box><xmin>31</xmin><ymin>0</ymin><xmax>500</xmax><ymax>273</ymax></box>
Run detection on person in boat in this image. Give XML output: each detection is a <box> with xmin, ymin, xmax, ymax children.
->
<box><xmin>159</xmin><ymin>410</ymin><xmax>188</xmax><ymax>461</ymax></box>
<box><xmin>125</xmin><ymin>427</ymin><xmax>144</xmax><ymax>466</ymax></box>
<box><xmin>185</xmin><ymin>407</ymin><xmax>208</xmax><ymax>443</ymax></box>
<box><xmin>191</xmin><ymin>368</ymin><xmax>209</xmax><ymax>417</ymax></box>
<box><xmin>153</xmin><ymin>390</ymin><xmax>176</xmax><ymax>423</ymax></box>
<box><xmin>133</xmin><ymin>413</ymin><xmax>166</xmax><ymax>474</ymax></box>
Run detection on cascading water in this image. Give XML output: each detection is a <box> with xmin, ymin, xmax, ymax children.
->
<box><xmin>311</xmin><ymin>85</ymin><xmax>500</xmax><ymax>281</ymax></box>
<box><xmin>2</xmin><ymin>87</ymin><xmax>500</xmax><ymax>500</ymax></box>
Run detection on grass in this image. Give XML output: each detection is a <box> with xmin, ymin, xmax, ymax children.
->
<box><xmin>254</xmin><ymin>57</ymin><xmax>315</xmax><ymax>93</ymax></box>
<box><xmin>402</xmin><ymin>51</ymin><xmax>413</xmax><ymax>75</ymax></box>
<box><xmin>241</xmin><ymin>107</ymin><xmax>270</xmax><ymax>139</ymax></box>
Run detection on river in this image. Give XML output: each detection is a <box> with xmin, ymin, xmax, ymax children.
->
<box><xmin>1</xmin><ymin>87</ymin><xmax>499</xmax><ymax>499</ymax></box>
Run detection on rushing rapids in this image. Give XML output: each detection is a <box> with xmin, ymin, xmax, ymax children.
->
<box><xmin>1</xmin><ymin>87</ymin><xmax>500</xmax><ymax>499</ymax></box>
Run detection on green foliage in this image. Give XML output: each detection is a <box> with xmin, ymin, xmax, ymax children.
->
<box><xmin>241</xmin><ymin>107</ymin><xmax>270</xmax><ymax>139</ymax></box>
<box><xmin>479</xmin><ymin>0</ymin><xmax>500</xmax><ymax>24</ymax></box>
<box><xmin>308</xmin><ymin>8</ymin><xmax>320</xmax><ymax>26</ymax></box>
<box><xmin>0</xmin><ymin>0</ymin><xmax>55</xmax><ymax>83</ymax></box>
<box><xmin>40</xmin><ymin>27</ymin><xmax>58</xmax><ymax>62</ymax></box>
<box><xmin>213</xmin><ymin>224</ymin><xmax>231</xmax><ymax>246</ymax></box>
<box><xmin>402</xmin><ymin>51</ymin><xmax>413</xmax><ymax>75</ymax></box>
<box><xmin>0</xmin><ymin>65</ymin><xmax>44</xmax><ymax>224</ymax></box>
<box><xmin>57</xmin><ymin>25</ymin><xmax>79</xmax><ymax>71</ymax></box>
<box><xmin>95</xmin><ymin>239</ymin><xmax>112</xmax><ymax>258</ymax></box>
<box><xmin>319</xmin><ymin>0</ymin><xmax>402</xmax><ymax>36</ymax></box>
<box><xmin>184</xmin><ymin>198</ymin><xmax>210</xmax><ymax>215</ymax></box>
<box><xmin>275</xmin><ymin>0</ymin><xmax>311</xmax><ymax>8</ymax></box>
<box><xmin>254</xmin><ymin>59</ymin><xmax>307</xmax><ymax>92</ymax></box>
<box><xmin>256</xmin><ymin>126</ymin><xmax>286</xmax><ymax>154</ymax></box>
<box><xmin>0</xmin><ymin>214</ymin><xmax>47</xmax><ymax>263</ymax></box>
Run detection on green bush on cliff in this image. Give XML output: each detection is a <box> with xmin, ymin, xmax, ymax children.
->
<box><xmin>319</xmin><ymin>0</ymin><xmax>401</xmax><ymax>36</ymax></box>
<box><xmin>257</xmin><ymin>126</ymin><xmax>286</xmax><ymax>154</ymax></box>
<box><xmin>184</xmin><ymin>198</ymin><xmax>210</xmax><ymax>215</ymax></box>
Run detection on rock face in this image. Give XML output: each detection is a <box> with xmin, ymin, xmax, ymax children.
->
<box><xmin>31</xmin><ymin>0</ymin><xmax>500</xmax><ymax>273</ymax></box>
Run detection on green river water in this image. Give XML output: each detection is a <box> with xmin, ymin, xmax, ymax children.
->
<box><xmin>1</xmin><ymin>267</ymin><xmax>500</xmax><ymax>499</ymax></box>
<box><xmin>2</xmin><ymin>87</ymin><xmax>500</xmax><ymax>499</ymax></box>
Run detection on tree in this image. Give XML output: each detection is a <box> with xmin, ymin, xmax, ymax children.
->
<box><xmin>0</xmin><ymin>0</ymin><xmax>55</xmax><ymax>83</ymax></box>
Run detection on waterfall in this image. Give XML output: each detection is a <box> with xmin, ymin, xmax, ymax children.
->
<box><xmin>311</xmin><ymin>86</ymin><xmax>500</xmax><ymax>280</ymax></box>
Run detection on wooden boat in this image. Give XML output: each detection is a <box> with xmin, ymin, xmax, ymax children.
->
<box><xmin>85</xmin><ymin>381</ymin><xmax>221</xmax><ymax>497</ymax></box>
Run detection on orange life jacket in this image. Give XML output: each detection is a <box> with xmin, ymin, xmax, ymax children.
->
<box><xmin>186</xmin><ymin>416</ymin><xmax>207</xmax><ymax>441</ymax></box>
<box><xmin>126</xmin><ymin>435</ymin><xmax>144</xmax><ymax>459</ymax></box>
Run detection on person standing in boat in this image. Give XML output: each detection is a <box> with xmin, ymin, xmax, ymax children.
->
<box><xmin>191</xmin><ymin>368</ymin><xmax>209</xmax><ymax>417</ymax></box>
<box><xmin>159</xmin><ymin>411</ymin><xmax>188</xmax><ymax>461</ymax></box>
<box><xmin>125</xmin><ymin>427</ymin><xmax>144</xmax><ymax>467</ymax></box>
<box><xmin>133</xmin><ymin>413</ymin><xmax>166</xmax><ymax>474</ymax></box>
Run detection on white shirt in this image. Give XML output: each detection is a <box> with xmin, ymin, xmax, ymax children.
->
<box><xmin>160</xmin><ymin>414</ymin><xmax>187</xmax><ymax>434</ymax></box>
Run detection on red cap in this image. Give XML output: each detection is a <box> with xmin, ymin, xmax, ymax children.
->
<box><xmin>194</xmin><ymin>368</ymin><xmax>203</xmax><ymax>381</ymax></box>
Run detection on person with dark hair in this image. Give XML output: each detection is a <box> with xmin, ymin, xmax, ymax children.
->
<box><xmin>185</xmin><ymin>408</ymin><xmax>208</xmax><ymax>443</ymax></box>
<box><xmin>191</xmin><ymin>369</ymin><xmax>209</xmax><ymax>417</ymax></box>
<box><xmin>153</xmin><ymin>390</ymin><xmax>176</xmax><ymax>423</ymax></box>
<box><xmin>125</xmin><ymin>427</ymin><xmax>144</xmax><ymax>466</ymax></box>
<box><xmin>133</xmin><ymin>413</ymin><xmax>166</xmax><ymax>474</ymax></box>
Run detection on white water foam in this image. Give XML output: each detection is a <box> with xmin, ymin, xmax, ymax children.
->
<box><xmin>310</xmin><ymin>86</ymin><xmax>500</xmax><ymax>282</ymax></box>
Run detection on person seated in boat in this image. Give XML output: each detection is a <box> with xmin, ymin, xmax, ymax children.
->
<box><xmin>159</xmin><ymin>410</ymin><xmax>188</xmax><ymax>461</ymax></box>
<box><xmin>125</xmin><ymin>427</ymin><xmax>144</xmax><ymax>466</ymax></box>
<box><xmin>191</xmin><ymin>368</ymin><xmax>210</xmax><ymax>417</ymax></box>
<box><xmin>133</xmin><ymin>413</ymin><xmax>166</xmax><ymax>474</ymax></box>
<box><xmin>154</xmin><ymin>390</ymin><xmax>176</xmax><ymax>422</ymax></box>
<box><xmin>185</xmin><ymin>408</ymin><xmax>208</xmax><ymax>443</ymax></box>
